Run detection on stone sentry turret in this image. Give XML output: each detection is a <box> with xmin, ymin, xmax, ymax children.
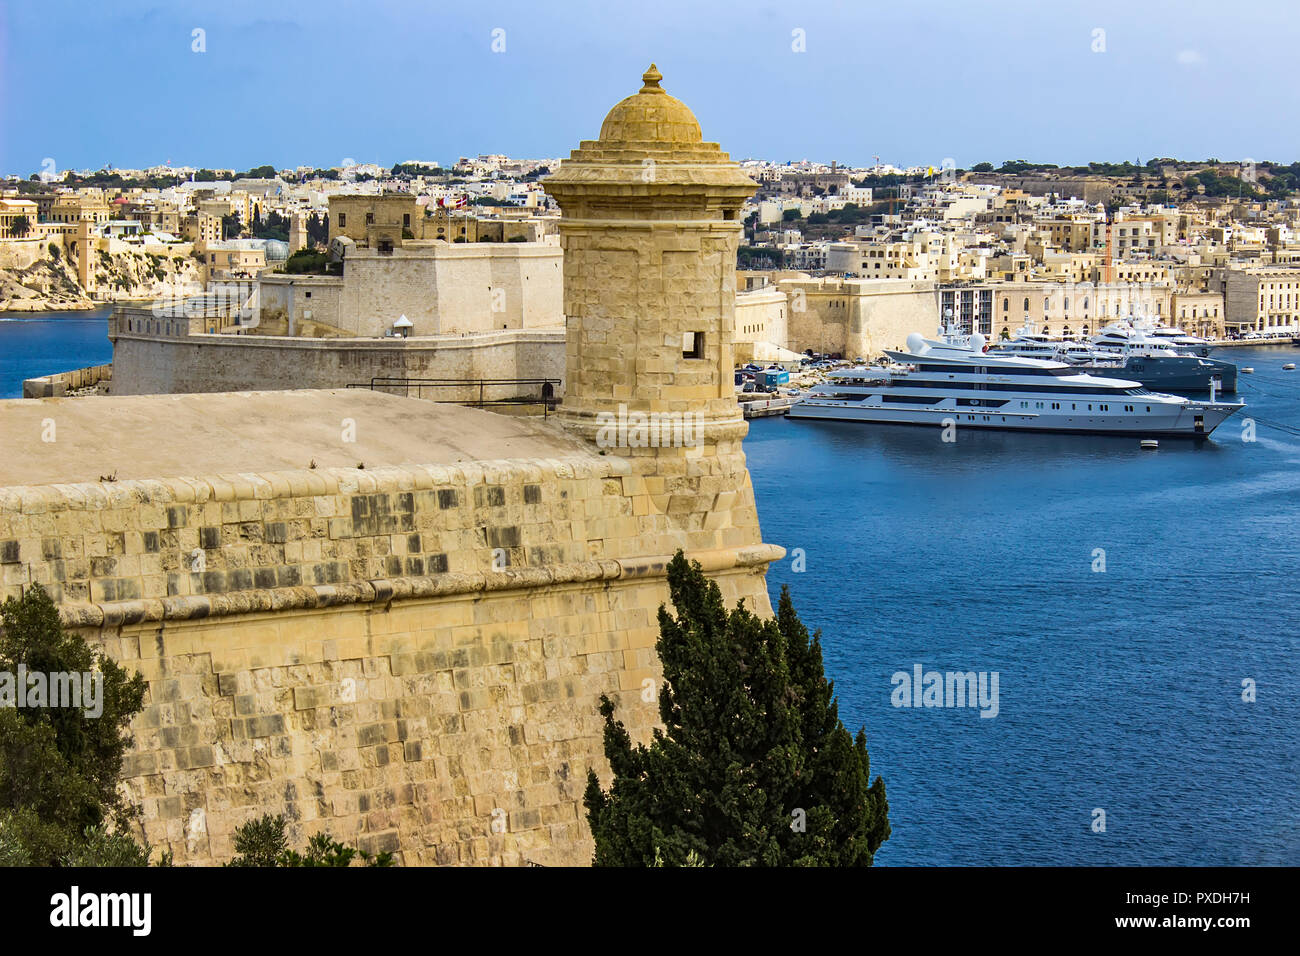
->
<box><xmin>544</xmin><ymin>65</ymin><xmax>758</xmax><ymax>457</ymax></box>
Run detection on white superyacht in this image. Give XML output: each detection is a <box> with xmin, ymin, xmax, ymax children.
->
<box><xmin>787</xmin><ymin>330</ymin><xmax>1244</xmax><ymax>437</ymax></box>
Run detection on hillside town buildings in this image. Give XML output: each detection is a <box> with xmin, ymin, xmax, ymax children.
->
<box><xmin>5</xmin><ymin>148</ymin><xmax>1300</xmax><ymax>361</ymax></box>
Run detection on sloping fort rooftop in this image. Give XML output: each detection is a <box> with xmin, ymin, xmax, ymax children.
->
<box><xmin>0</xmin><ymin>389</ymin><xmax>597</xmax><ymax>487</ymax></box>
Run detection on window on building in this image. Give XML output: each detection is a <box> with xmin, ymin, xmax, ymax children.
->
<box><xmin>683</xmin><ymin>331</ymin><xmax>705</xmax><ymax>359</ymax></box>
<box><xmin>338</xmin><ymin>213</ymin><xmax>346</xmax><ymax>227</ymax></box>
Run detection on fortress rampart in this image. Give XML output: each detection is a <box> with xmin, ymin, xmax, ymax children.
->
<box><xmin>108</xmin><ymin>315</ymin><xmax>564</xmax><ymax>397</ymax></box>
<box><xmin>0</xmin><ymin>390</ymin><xmax>779</xmax><ymax>865</ymax></box>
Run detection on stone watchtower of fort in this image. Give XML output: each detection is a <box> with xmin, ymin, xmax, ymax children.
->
<box><xmin>0</xmin><ymin>66</ymin><xmax>781</xmax><ymax>866</ymax></box>
<box><xmin>545</xmin><ymin>64</ymin><xmax>757</xmax><ymax>455</ymax></box>
<box><xmin>544</xmin><ymin>66</ymin><xmax>771</xmax><ymax>574</ymax></box>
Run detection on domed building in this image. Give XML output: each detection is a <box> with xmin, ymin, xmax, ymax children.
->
<box><xmin>261</xmin><ymin>238</ymin><xmax>289</xmax><ymax>263</ymax></box>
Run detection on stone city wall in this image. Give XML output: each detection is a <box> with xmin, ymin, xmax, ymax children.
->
<box><xmin>733</xmin><ymin>288</ymin><xmax>790</xmax><ymax>363</ymax></box>
<box><xmin>107</xmin><ymin>323</ymin><xmax>565</xmax><ymax>398</ymax></box>
<box><xmin>22</xmin><ymin>363</ymin><xmax>113</xmax><ymax>398</ymax></box>
<box><xmin>339</xmin><ymin>243</ymin><xmax>563</xmax><ymax>337</ymax></box>
<box><xmin>781</xmin><ymin>278</ymin><xmax>940</xmax><ymax>358</ymax></box>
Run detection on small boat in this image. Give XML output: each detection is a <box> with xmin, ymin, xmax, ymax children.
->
<box><xmin>1243</xmin><ymin>367</ymin><xmax>1255</xmax><ymax>374</ymax></box>
<box><xmin>1284</xmin><ymin>364</ymin><xmax>1296</xmax><ymax>371</ymax></box>
<box><xmin>1141</xmin><ymin>439</ymin><xmax>1159</xmax><ymax>450</ymax></box>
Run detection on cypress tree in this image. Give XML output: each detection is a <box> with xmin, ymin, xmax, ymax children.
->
<box><xmin>584</xmin><ymin>551</ymin><xmax>890</xmax><ymax>866</ymax></box>
<box><xmin>0</xmin><ymin>584</ymin><xmax>147</xmax><ymax>864</ymax></box>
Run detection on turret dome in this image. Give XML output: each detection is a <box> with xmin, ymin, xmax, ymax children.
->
<box><xmin>597</xmin><ymin>64</ymin><xmax>703</xmax><ymax>145</ymax></box>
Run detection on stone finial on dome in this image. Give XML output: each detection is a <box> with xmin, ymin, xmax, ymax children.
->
<box><xmin>640</xmin><ymin>64</ymin><xmax>664</xmax><ymax>93</ymax></box>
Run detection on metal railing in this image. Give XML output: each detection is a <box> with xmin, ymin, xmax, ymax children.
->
<box><xmin>346</xmin><ymin>377</ymin><xmax>561</xmax><ymax>415</ymax></box>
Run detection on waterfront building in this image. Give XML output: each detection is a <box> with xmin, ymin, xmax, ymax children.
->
<box><xmin>990</xmin><ymin>280</ymin><xmax>1173</xmax><ymax>339</ymax></box>
<box><xmin>193</xmin><ymin>239</ymin><xmax>268</xmax><ymax>281</ymax></box>
<box><xmin>1223</xmin><ymin>264</ymin><xmax>1300</xmax><ymax>333</ymax></box>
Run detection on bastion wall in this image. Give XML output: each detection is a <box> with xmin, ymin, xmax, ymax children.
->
<box><xmin>0</xmin><ymin>444</ymin><xmax>778</xmax><ymax>865</ymax></box>
<box><xmin>107</xmin><ymin>324</ymin><xmax>565</xmax><ymax>398</ymax></box>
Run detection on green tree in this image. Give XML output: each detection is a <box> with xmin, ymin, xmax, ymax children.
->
<box><xmin>284</xmin><ymin>248</ymin><xmax>328</xmax><ymax>274</ymax></box>
<box><xmin>8</xmin><ymin>214</ymin><xmax>31</xmax><ymax>238</ymax></box>
<box><xmin>392</xmin><ymin>162</ymin><xmax>444</xmax><ymax>178</ymax></box>
<box><xmin>584</xmin><ymin>552</ymin><xmax>890</xmax><ymax>867</ymax></box>
<box><xmin>226</xmin><ymin>814</ymin><xmax>393</xmax><ymax>867</ymax></box>
<box><xmin>63</xmin><ymin>824</ymin><xmax>171</xmax><ymax>867</ymax></box>
<box><xmin>0</xmin><ymin>585</ymin><xmax>147</xmax><ymax>865</ymax></box>
<box><xmin>252</xmin><ymin>210</ymin><xmax>290</xmax><ymax>242</ymax></box>
<box><xmin>221</xmin><ymin>211</ymin><xmax>243</xmax><ymax>239</ymax></box>
<box><xmin>306</xmin><ymin>211</ymin><xmax>329</xmax><ymax>247</ymax></box>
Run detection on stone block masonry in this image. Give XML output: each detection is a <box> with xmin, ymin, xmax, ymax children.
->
<box><xmin>0</xmin><ymin>402</ymin><xmax>779</xmax><ymax>864</ymax></box>
<box><xmin>98</xmin><ymin>556</ymin><xmax>771</xmax><ymax>865</ymax></box>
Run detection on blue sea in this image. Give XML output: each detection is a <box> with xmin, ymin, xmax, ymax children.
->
<box><xmin>748</xmin><ymin>344</ymin><xmax>1300</xmax><ymax>865</ymax></box>
<box><xmin>0</xmin><ymin>307</ymin><xmax>114</xmax><ymax>399</ymax></box>
<box><xmin>3</xmin><ymin>317</ymin><xmax>1295</xmax><ymax>865</ymax></box>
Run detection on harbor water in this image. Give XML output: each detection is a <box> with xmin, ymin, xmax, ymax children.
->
<box><xmin>0</xmin><ymin>307</ymin><xmax>114</xmax><ymax>399</ymax></box>
<box><xmin>748</xmin><ymin>344</ymin><xmax>1300</xmax><ymax>865</ymax></box>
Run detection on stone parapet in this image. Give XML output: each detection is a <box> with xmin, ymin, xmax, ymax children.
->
<box><xmin>54</xmin><ymin>545</ymin><xmax>783</xmax><ymax>630</ymax></box>
<box><xmin>0</xmin><ymin>451</ymin><xmax>770</xmax><ymax>614</ymax></box>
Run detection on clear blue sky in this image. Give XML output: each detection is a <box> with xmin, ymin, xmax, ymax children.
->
<box><xmin>2</xmin><ymin>0</ymin><xmax>1298</xmax><ymax>176</ymax></box>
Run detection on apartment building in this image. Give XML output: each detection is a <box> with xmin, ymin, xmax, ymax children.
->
<box><xmin>991</xmin><ymin>280</ymin><xmax>1173</xmax><ymax>338</ymax></box>
<box><xmin>1224</xmin><ymin>265</ymin><xmax>1300</xmax><ymax>332</ymax></box>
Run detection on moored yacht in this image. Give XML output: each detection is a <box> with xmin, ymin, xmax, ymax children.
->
<box><xmin>787</xmin><ymin>331</ymin><xmax>1244</xmax><ymax>437</ymax></box>
<box><xmin>1132</xmin><ymin>319</ymin><xmax>1214</xmax><ymax>356</ymax></box>
<box><xmin>1079</xmin><ymin>321</ymin><xmax>1238</xmax><ymax>393</ymax></box>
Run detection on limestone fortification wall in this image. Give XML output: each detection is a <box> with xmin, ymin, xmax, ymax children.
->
<box><xmin>734</xmin><ymin>288</ymin><xmax>790</xmax><ymax>362</ymax></box>
<box><xmin>337</xmin><ymin>243</ymin><xmax>563</xmax><ymax>337</ymax></box>
<box><xmin>0</xmin><ymin>453</ymin><xmax>778</xmax><ymax>865</ymax></box>
<box><xmin>0</xmin><ymin>237</ymin><xmax>53</xmax><ymax>271</ymax></box>
<box><xmin>256</xmin><ymin>275</ymin><xmax>347</xmax><ymax>334</ymax></box>
<box><xmin>107</xmin><ymin>327</ymin><xmax>565</xmax><ymax>397</ymax></box>
<box><xmin>22</xmin><ymin>363</ymin><xmax>113</xmax><ymax>398</ymax></box>
<box><xmin>781</xmin><ymin>278</ymin><xmax>940</xmax><ymax>358</ymax></box>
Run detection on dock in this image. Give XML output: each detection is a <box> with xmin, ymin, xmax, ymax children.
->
<box><xmin>1206</xmin><ymin>334</ymin><xmax>1300</xmax><ymax>347</ymax></box>
<box><xmin>741</xmin><ymin>396</ymin><xmax>797</xmax><ymax>418</ymax></box>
